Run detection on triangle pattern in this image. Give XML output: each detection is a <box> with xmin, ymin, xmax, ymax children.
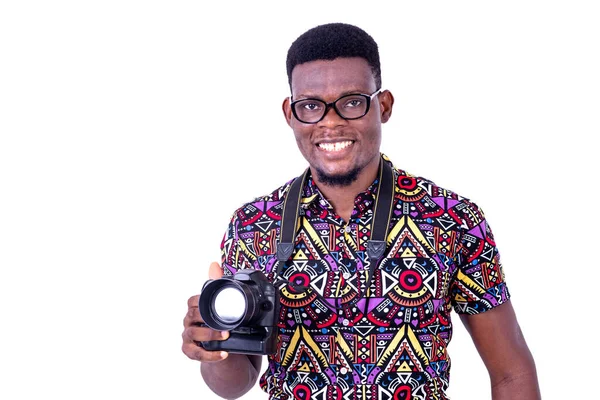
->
<box><xmin>380</xmin><ymin>269</ymin><xmax>399</xmax><ymax>296</ymax></box>
<box><xmin>354</xmin><ymin>325</ymin><xmax>376</xmax><ymax>337</ymax></box>
<box><xmin>310</xmin><ymin>273</ymin><xmax>328</xmax><ymax>297</ymax></box>
<box><xmin>255</xmin><ymin>220</ymin><xmax>275</xmax><ymax>233</ymax></box>
<box><xmin>423</xmin><ymin>273</ymin><xmax>438</xmax><ymax>296</ymax></box>
<box><xmin>438</xmin><ymin>218</ymin><xmax>456</xmax><ymax>231</ymax></box>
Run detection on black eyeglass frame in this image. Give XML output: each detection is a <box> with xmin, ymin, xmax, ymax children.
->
<box><xmin>290</xmin><ymin>89</ymin><xmax>383</xmax><ymax>124</ymax></box>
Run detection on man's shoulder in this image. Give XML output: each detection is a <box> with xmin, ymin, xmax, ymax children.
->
<box><xmin>385</xmin><ymin>154</ymin><xmax>474</xmax><ymax>206</ymax></box>
<box><xmin>396</xmin><ymin>166</ymin><xmax>485</xmax><ymax>226</ymax></box>
<box><xmin>225</xmin><ymin>177</ymin><xmax>296</xmax><ymax>227</ymax></box>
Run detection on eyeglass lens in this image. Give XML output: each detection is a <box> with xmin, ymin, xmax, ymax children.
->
<box><xmin>293</xmin><ymin>94</ymin><xmax>369</xmax><ymax>123</ymax></box>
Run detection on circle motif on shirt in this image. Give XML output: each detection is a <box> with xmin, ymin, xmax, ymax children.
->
<box><xmin>289</xmin><ymin>272</ymin><xmax>310</xmax><ymax>288</ymax></box>
<box><xmin>390</xmin><ymin>270</ymin><xmax>431</xmax><ymax>306</ymax></box>
<box><xmin>293</xmin><ymin>384</ymin><xmax>311</xmax><ymax>400</ymax></box>
<box><xmin>398</xmin><ymin>176</ymin><xmax>417</xmax><ymax>190</ymax></box>
<box><xmin>396</xmin><ymin>175</ymin><xmax>425</xmax><ymax>201</ymax></box>
<box><xmin>399</xmin><ymin>270</ymin><xmax>422</xmax><ymax>291</ymax></box>
<box><xmin>280</xmin><ymin>286</ymin><xmax>317</xmax><ymax>307</ymax></box>
<box><xmin>393</xmin><ymin>385</ymin><xmax>412</xmax><ymax>400</ymax></box>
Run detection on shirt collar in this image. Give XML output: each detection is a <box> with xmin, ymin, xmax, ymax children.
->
<box><xmin>298</xmin><ymin>153</ymin><xmax>394</xmax><ymax>213</ymax></box>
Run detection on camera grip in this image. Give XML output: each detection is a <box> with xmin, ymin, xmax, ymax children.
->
<box><xmin>201</xmin><ymin>328</ymin><xmax>276</xmax><ymax>355</ymax></box>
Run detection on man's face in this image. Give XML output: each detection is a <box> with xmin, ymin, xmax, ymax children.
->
<box><xmin>283</xmin><ymin>57</ymin><xmax>392</xmax><ymax>186</ymax></box>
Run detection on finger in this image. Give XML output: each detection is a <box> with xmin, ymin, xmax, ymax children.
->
<box><xmin>182</xmin><ymin>342</ymin><xmax>228</xmax><ymax>362</ymax></box>
<box><xmin>208</xmin><ymin>261</ymin><xmax>224</xmax><ymax>280</ymax></box>
<box><xmin>187</xmin><ymin>294</ymin><xmax>200</xmax><ymax>309</ymax></box>
<box><xmin>183</xmin><ymin>306</ymin><xmax>203</xmax><ymax>327</ymax></box>
<box><xmin>183</xmin><ymin>326</ymin><xmax>229</xmax><ymax>343</ymax></box>
<box><xmin>184</xmin><ymin>295</ymin><xmax>203</xmax><ymax>327</ymax></box>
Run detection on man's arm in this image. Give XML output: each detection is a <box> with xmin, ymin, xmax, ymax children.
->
<box><xmin>459</xmin><ymin>300</ymin><xmax>541</xmax><ymax>400</ymax></box>
<box><xmin>182</xmin><ymin>263</ymin><xmax>263</xmax><ymax>399</ymax></box>
<box><xmin>200</xmin><ymin>353</ymin><xmax>262</xmax><ymax>400</ymax></box>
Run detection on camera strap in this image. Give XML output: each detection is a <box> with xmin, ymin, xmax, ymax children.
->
<box><xmin>275</xmin><ymin>158</ymin><xmax>395</xmax><ymax>295</ymax></box>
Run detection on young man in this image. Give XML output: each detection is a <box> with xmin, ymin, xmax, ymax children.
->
<box><xmin>182</xmin><ymin>23</ymin><xmax>540</xmax><ymax>400</ymax></box>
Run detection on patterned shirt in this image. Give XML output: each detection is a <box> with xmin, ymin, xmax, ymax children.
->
<box><xmin>220</xmin><ymin>154</ymin><xmax>510</xmax><ymax>400</ymax></box>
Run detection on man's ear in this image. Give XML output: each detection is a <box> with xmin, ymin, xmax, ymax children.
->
<box><xmin>282</xmin><ymin>97</ymin><xmax>293</xmax><ymax>127</ymax></box>
<box><xmin>379</xmin><ymin>90</ymin><xmax>395</xmax><ymax>124</ymax></box>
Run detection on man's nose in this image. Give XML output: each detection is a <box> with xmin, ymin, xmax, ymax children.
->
<box><xmin>318</xmin><ymin>105</ymin><xmax>346</xmax><ymax>127</ymax></box>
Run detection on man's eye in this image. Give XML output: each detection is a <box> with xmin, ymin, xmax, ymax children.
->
<box><xmin>343</xmin><ymin>99</ymin><xmax>363</xmax><ymax>108</ymax></box>
<box><xmin>302</xmin><ymin>102</ymin><xmax>323</xmax><ymax>111</ymax></box>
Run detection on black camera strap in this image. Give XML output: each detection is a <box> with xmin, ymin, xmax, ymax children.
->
<box><xmin>276</xmin><ymin>168</ymin><xmax>309</xmax><ymax>264</ymax></box>
<box><xmin>275</xmin><ymin>158</ymin><xmax>395</xmax><ymax>296</ymax></box>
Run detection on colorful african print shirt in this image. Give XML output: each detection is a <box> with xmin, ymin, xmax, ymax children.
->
<box><xmin>220</xmin><ymin>154</ymin><xmax>510</xmax><ymax>400</ymax></box>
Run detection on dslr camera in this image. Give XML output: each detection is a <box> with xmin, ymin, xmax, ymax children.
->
<box><xmin>198</xmin><ymin>269</ymin><xmax>279</xmax><ymax>355</ymax></box>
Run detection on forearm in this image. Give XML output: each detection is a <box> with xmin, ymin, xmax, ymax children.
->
<box><xmin>200</xmin><ymin>354</ymin><xmax>261</xmax><ymax>399</ymax></box>
<box><xmin>491</xmin><ymin>370</ymin><xmax>541</xmax><ymax>400</ymax></box>
<box><xmin>460</xmin><ymin>304</ymin><xmax>541</xmax><ymax>400</ymax></box>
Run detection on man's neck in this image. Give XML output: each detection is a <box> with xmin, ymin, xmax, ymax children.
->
<box><xmin>311</xmin><ymin>157</ymin><xmax>380</xmax><ymax>223</ymax></box>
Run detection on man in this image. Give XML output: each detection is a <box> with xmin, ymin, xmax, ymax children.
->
<box><xmin>182</xmin><ymin>23</ymin><xmax>540</xmax><ymax>400</ymax></box>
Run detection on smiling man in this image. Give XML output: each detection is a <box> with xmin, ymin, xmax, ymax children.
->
<box><xmin>283</xmin><ymin>56</ymin><xmax>389</xmax><ymax>223</ymax></box>
<box><xmin>182</xmin><ymin>23</ymin><xmax>541</xmax><ymax>400</ymax></box>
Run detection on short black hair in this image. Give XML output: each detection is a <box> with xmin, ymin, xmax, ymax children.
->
<box><xmin>286</xmin><ymin>23</ymin><xmax>381</xmax><ymax>91</ymax></box>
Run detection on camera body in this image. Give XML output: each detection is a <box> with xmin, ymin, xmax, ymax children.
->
<box><xmin>199</xmin><ymin>269</ymin><xmax>279</xmax><ymax>355</ymax></box>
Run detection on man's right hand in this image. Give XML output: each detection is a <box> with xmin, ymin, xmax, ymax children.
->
<box><xmin>182</xmin><ymin>262</ymin><xmax>230</xmax><ymax>362</ymax></box>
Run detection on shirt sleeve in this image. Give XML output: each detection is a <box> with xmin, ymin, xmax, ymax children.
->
<box><xmin>220</xmin><ymin>208</ymin><xmax>256</xmax><ymax>276</ymax></box>
<box><xmin>451</xmin><ymin>201</ymin><xmax>511</xmax><ymax>314</ymax></box>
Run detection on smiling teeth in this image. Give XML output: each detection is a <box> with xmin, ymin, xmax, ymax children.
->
<box><xmin>319</xmin><ymin>141</ymin><xmax>353</xmax><ymax>152</ymax></box>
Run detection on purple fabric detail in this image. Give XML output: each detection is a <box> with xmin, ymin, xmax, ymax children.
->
<box><xmin>447</xmin><ymin>199</ymin><xmax>460</xmax><ymax>209</ymax></box>
<box><xmin>468</xmin><ymin>220</ymin><xmax>487</xmax><ymax>239</ymax></box>
<box><xmin>239</xmin><ymin>231</ymin><xmax>254</xmax><ymax>239</ymax></box>
<box><xmin>266</xmin><ymin>201</ymin><xmax>280</xmax><ymax>211</ymax></box>
<box><xmin>432</xmin><ymin>197</ymin><xmax>446</xmax><ymax>208</ymax></box>
<box><xmin>325</xmin><ymin>298</ymin><xmax>338</xmax><ymax>308</ymax></box>
<box><xmin>324</xmin><ymin>368</ymin><xmax>337</xmax><ymax>383</ymax></box>
<box><xmin>356</xmin><ymin>257</ymin><xmax>364</xmax><ymax>271</ymax></box>
<box><xmin>431</xmin><ymin>253</ymin><xmax>444</xmax><ymax>270</ymax></box>
<box><xmin>367</xmin><ymin>367</ymin><xmax>382</xmax><ymax>384</ymax></box>
<box><xmin>324</xmin><ymin>255</ymin><xmax>338</xmax><ymax>271</ymax></box>
<box><xmin>224</xmin><ymin>264</ymin><xmax>237</xmax><ymax>275</ymax></box>
<box><xmin>426</xmin><ymin>365</ymin><xmax>438</xmax><ymax>378</ymax></box>
<box><xmin>356</xmin><ymin>298</ymin><xmax>366</xmax><ymax>314</ymax></box>
<box><xmin>265</xmin><ymin>257</ymin><xmax>277</xmax><ymax>273</ymax></box>
<box><xmin>483</xmin><ymin>292</ymin><xmax>500</xmax><ymax>307</ymax></box>
<box><xmin>367</xmin><ymin>297</ymin><xmax>384</xmax><ymax>313</ymax></box>
<box><xmin>352</xmin><ymin>370</ymin><xmax>362</xmax><ymax>385</ymax></box>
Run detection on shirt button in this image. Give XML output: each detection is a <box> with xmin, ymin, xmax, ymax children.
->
<box><xmin>343</xmin><ymin>272</ymin><xmax>351</xmax><ymax>279</ymax></box>
<box><xmin>344</xmin><ymin>226</ymin><xmax>351</xmax><ymax>233</ymax></box>
<box><xmin>340</xmin><ymin>367</ymin><xmax>348</xmax><ymax>374</ymax></box>
<box><xmin>342</xmin><ymin>319</ymin><xmax>349</xmax><ymax>326</ymax></box>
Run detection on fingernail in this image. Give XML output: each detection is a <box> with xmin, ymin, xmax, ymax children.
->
<box><xmin>220</xmin><ymin>351</ymin><xmax>228</xmax><ymax>359</ymax></box>
<box><xmin>221</xmin><ymin>331</ymin><xmax>229</xmax><ymax>339</ymax></box>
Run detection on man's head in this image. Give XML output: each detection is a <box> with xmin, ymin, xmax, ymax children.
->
<box><xmin>283</xmin><ymin>23</ymin><xmax>394</xmax><ymax>188</ymax></box>
<box><xmin>286</xmin><ymin>23</ymin><xmax>381</xmax><ymax>92</ymax></box>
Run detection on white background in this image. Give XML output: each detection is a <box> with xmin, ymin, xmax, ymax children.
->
<box><xmin>1</xmin><ymin>1</ymin><xmax>598</xmax><ymax>399</ymax></box>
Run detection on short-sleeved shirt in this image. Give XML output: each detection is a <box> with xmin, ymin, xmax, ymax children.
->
<box><xmin>221</xmin><ymin>154</ymin><xmax>510</xmax><ymax>400</ymax></box>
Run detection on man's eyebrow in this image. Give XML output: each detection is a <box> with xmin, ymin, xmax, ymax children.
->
<box><xmin>293</xmin><ymin>89</ymin><xmax>370</xmax><ymax>101</ymax></box>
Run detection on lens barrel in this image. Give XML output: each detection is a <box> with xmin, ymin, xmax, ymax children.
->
<box><xmin>198</xmin><ymin>270</ymin><xmax>279</xmax><ymax>355</ymax></box>
<box><xmin>199</xmin><ymin>276</ymin><xmax>262</xmax><ymax>331</ymax></box>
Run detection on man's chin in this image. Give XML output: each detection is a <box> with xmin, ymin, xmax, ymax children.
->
<box><xmin>315</xmin><ymin>167</ymin><xmax>361</xmax><ymax>187</ymax></box>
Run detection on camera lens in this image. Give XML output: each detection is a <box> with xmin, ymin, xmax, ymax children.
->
<box><xmin>198</xmin><ymin>270</ymin><xmax>280</xmax><ymax>354</ymax></box>
<box><xmin>213</xmin><ymin>287</ymin><xmax>246</xmax><ymax>324</ymax></box>
<box><xmin>200</xmin><ymin>279</ymin><xmax>253</xmax><ymax>330</ymax></box>
<box><xmin>199</xmin><ymin>270</ymin><xmax>279</xmax><ymax>332</ymax></box>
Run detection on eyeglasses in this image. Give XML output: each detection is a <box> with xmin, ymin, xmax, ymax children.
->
<box><xmin>290</xmin><ymin>89</ymin><xmax>382</xmax><ymax>124</ymax></box>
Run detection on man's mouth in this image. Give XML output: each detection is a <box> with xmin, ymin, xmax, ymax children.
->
<box><xmin>317</xmin><ymin>140</ymin><xmax>354</xmax><ymax>152</ymax></box>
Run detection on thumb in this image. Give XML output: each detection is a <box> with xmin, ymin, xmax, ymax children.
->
<box><xmin>208</xmin><ymin>261</ymin><xmax>224</xmax><ymax>280</ymax></box>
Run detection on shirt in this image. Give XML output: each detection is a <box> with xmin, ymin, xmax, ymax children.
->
<box><xmin>220</xmin><ymin>154</ymin><xmax>510</xmax><ymax>400</ymax></box>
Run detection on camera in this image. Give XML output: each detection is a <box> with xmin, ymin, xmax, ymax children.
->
<box><xmin>198</xmin><ymin>269</ymin><xmax>279</xmax><ymax>355</ymax></box>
